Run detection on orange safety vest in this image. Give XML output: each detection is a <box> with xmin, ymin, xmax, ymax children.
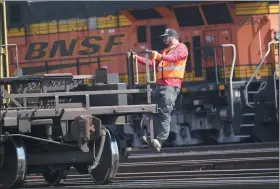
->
<box><xmin>156</xmin><ymin>45</ymin><xmax>186</xmax><ymax>80</ymax></box>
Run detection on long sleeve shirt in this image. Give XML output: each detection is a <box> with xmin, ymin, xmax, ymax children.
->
<box><xmin>136</xmin><ymin>43</ymin><xmax>188</xmax><ymax>88</ymax></box>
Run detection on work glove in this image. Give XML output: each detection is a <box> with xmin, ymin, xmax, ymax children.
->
<box><xmin>151</xmin><ymin>50</ymin><xmax>163</xmax><ymax>61</ymax></box>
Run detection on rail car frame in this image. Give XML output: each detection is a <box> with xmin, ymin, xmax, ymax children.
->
<box><xmin>0</xmin><ymin>48</ymin><xmax>160</xmax><ymax>188</ymax></box>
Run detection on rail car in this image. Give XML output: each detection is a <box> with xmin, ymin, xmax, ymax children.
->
<box><xmin>0</xmin><ymin>1</ymin><xmax>279</xmax><ymax>188</ymax></box>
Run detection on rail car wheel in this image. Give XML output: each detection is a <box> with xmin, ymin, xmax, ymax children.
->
<box><xmin>42</xmin><ymin>168</ymin><xmax>68</xmax><ymax>185</ymax></box>
<box><xmin>88</xmin><ymin>128</ymin><xmax>119</xmax><ymax>184</ymax></box>
<box><xmin>0</xmin><ymin>138</ymin><xmax>27</xmax><ymax>189</ymax></box>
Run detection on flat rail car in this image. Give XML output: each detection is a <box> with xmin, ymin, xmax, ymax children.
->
<box><xmin>0</xmin><ymin>64</ymin><xmax>158</xmax><ymax>188</ymax></box>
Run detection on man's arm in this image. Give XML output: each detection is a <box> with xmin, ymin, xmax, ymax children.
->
<box><xmin>136</xmin><ymin>55</ymin><xmax>158</xmax><ymax>67</ymax></box>
<box><xmin>161</xmin><ymin>43</ymin><xmax>188</xmax><ymax>62</ymax></box>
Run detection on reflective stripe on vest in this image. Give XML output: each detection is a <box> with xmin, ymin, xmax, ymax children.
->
<box><xmin>157</xmin><ymin>62</ymin><xmax>185</xmax><ymax>72</ymax></box>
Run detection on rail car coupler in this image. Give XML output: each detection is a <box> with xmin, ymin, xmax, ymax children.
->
<box><xmin>70</xmin><ymin>115</ymin><xmax>102</xmax><ymax>152</ymax></box>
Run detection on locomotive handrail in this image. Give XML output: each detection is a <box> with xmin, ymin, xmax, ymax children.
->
<box><xmin>245</xmin><ymin>41</ymin><xmax>279</xmax><ymax>108</ymax></box>
<box><xmin>221</xmin><ymin>44</ymin><xmax>237</xmax><ymax>117</ymax></box>
<box><xmin>213</xmin><ymin>48</ymin><xmax>219</xmax><ymax>85</ymax></box>
<box><xmin>273</xmin><ymin>68</ymin><xmax>279</xmax><ymax>109</ymax></box>
<box><xmin>135</xmin><ymin>53</ymin><xmax>139</xmax><ymax>84</ymax></box>
<box><xmin>1</xmin><ymin>44</ymin><xmax>19</xmax><ymax>76</ymax></box>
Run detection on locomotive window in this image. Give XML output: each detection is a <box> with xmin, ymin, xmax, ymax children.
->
<box><xmin>10</xmin><ymin>4</ymin><xmax>21</xmax><ymax>25</ymax></box>
<box><xmin>173</xmin><ymin>6</ymin><xmax>204</xmax><ymax>27</ymax></box>
<box><xmin>192</xmin><ymin>36</ymin><xmax>203</xmax><ymax>77</ymax></box>
<box><xmin>128</xmin><ymin>8</ymin><xmax>162</xmax><ymax>20</ymax></box>
<box><xmin>137</xmin><ymin>26</ymin><xmax>147</xmax><ymax>43</ymax></box>
<box><xmin>201</xmin><ymin>3</ymin><xmax>233</xmax><ymax>25</ymax></box>
<box><xmin>184</xmin><ymin>42</ymin><xmax>192</xmax><ymax>72</ymax></box>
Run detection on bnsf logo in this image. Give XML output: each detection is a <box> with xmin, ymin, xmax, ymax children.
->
<box><xmin>24</xmin><ymin>34</ymin><xmax>126</xmax><ymax>60</ymax></box>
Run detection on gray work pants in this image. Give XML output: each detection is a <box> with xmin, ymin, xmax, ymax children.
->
<box><xmin>152</xmin><ymin>85</ymin><xmax>180</xmax><ymax>142</ymax></box>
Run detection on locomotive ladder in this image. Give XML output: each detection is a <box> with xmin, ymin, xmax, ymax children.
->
<box><xmin>242</xmin><ymin>41</ymin><xmax>280</xmax><ymax>131</ymax></box>
<box><xmin>226</xmin><ymin>41</ymin><xmax>279</xmax><ymax>138</ymax></box>
<box><xmin>245</xmin><ymin>41</ymin><xmax>279</xmax><ymax>109</ymax></box>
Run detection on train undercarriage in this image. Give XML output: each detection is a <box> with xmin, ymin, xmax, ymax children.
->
<box><xmin>127</xmin><ymin>78</ymin><xmax>279</xmax><ymax>148</ymax></box>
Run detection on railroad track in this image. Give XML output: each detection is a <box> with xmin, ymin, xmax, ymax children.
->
<box><xmin>23</xmin><ymin>142</ymin><xmax>279</xmax><ymax>189</ymax></box>
<box><xmin>23</xmin><ymin>169</ymin><xmax>279</xmax><ymax>188</ymax></box>
<box><xmin>125</xmin><ymin>142</ymin><xmax>279</xmax><ymax>157</ymax></box>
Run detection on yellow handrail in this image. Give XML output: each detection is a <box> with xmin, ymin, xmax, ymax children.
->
<box><xmin>0</xmin><ymin>0</ymin><xmax>9</xmax><ymax>79</ymax></box>
<box><xmin>1</xmin><ymin>0</ymin><xmax>10</xmax><ymax>105</ymax></box>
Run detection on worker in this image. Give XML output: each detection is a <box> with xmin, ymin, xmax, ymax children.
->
<box><xmin>132</xmin><ymin>28</ymin><xmax>188</xmax><ymax>152</ymax></box>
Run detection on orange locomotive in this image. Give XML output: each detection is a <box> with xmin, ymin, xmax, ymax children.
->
<box><xmin>5</xmin><ymin>1</ymin><xmax>280</xmax><ymax>146</ymax></box>
<box><xmin>6</xmin><ymin>2</ymin><xmax>279</xmax><ymax>81</ymax></box>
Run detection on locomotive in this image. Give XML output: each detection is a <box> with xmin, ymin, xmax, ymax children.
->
<box><xmin>0</xmin><ymin>1</ymin><xmax>279</xmax><ymax>188</ymax></box>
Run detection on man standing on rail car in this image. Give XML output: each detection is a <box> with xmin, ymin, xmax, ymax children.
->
<box><xmin>132</xmin><ymin>28</ymin><xmax>188</xmax><ymax>152</ymax></box>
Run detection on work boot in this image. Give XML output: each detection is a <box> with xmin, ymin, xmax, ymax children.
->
<box><xmin>150</xmin><ymin>139</ymin><xmax>162</xmax><ymax>152</ymax></box>
<box><xmin>142</xmin><ymin>136</ymin><xmax>163</xmax><ymax>152</ymax></box>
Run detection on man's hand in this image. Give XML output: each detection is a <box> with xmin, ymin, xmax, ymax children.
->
<box><xmin>151</xmin><ymin>50</ymin><xmax>163</xmax><ymax>61</ymax></box>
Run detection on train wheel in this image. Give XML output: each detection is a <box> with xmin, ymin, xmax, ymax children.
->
<box><xmin>88</xmin><ymin>128</ymin><xmax>119</xmax><ymax>184</ymax></box>
<box><xmin>0</xmin><ymin>138</ymin><xmax>27</xmax><ymax>189</ymax></box>
<box><xmin>42</xmin><ymin>168</ymin><xmax>68</xmax><ymax>185</ymax></box>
